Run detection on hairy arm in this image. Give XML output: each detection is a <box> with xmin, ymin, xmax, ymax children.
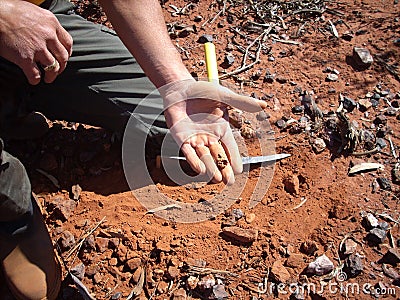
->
<box><xmin>97</xmin><ymin>0</ymin><xmax>193</xmax><ymax>87</ymax></box>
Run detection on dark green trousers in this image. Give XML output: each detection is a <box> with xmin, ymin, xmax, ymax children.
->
<box><xmin>0</xmin><ymin>0</ymin><xmax>167</xmax><ymax>233</ymax></box>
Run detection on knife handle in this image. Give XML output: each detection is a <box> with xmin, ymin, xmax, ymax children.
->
<box><xmin>204</xmin><ymin>42</ymin><xmax>219</xmax><ymax>84</ymax></box>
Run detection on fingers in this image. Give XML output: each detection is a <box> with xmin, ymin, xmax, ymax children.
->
<box><xmin>36</xmin><ymin>50</ymin><xmax>60</xmax><ymax>83</ymax></box>
<box><xmin>195</xmin><ymin>145</ymin><xmax>223</xmax><ymax>183</ymax></box>
<box><xmin>181</xmin><ymin>143</ymin><xmax>206</xmax><ymax>174</ymax></box>
<box><xmin>219</xmin><ymin>85</ymin><xmax>267</xmax><ymax>112</ymax></box>
<box><xmin>208</xmin><ymin>142</ymin><xmax>235</xmax><ymax>185</ymax></box>
<box><xmin>220</xmin><ymin>130</ymin><xmax>243</xmax><ymax>174</ymax></box>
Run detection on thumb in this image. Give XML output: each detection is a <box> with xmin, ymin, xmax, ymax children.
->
<box><xmin>218</xmin><ymin>85</ymin><xmax>267</xmax><ymax>112</ymax></box>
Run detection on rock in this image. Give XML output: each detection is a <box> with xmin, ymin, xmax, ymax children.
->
<box><xmin>271</xmin><ymin>260</ymin><xmax>291</xmax><ymax>283</ymax></box>
<box><xmin>358</xmin><ymin>98</ymin><xmax>372</xmax><ymax>111</ymax></box>
<box><xmin>156</xmin><ymin>239</ymin><xmax>171</xmax><ymax>252</ymax></box>
<box><xmin>353</xmin><ymin>47</ymin><xmax>373</xmax><ymax>68</ymax></box>
<box><xmin>111</xmin><ymin>292</ymin><xmax>122</xmax><ymax>300</ymax></box>
<box><xmin>172</xmin><ymin>288</ymin><xmax>187</xmax><ymax>300</ymax></box>
<box><xmin>131</xmin><ymin>266</ymin><xmax>143</xmax><ymax>283</ymax></box>
<box><xmin>342</xmin><ymin>97</ymin><xmax>357</xmax><ymax>112</ymax></box>
<box><xmin>366</xmin><ymin>228</ymin><xmax>386</xmax><ymax>244</ymax></box>
<box><xmin>300</xmin><ymin>240</ymin><xmax>318</xmax><ymax>256</ymax></box>
<box><xmin>245</xmin><ymin>213</ymin><xmax>256</xmax><ymax>224</ymax></box>
<box><xmin>71</xmin><ymin>263</ymin><xmax>85</xmax><ymax>280</ymax></box>
<box><xmin>167</xmin><ymin>266</ymin><xmax>180</xmax><ymax>280</ymax></box>
<box><xmin>58</xmin><ymin>230</ymin><xmax>75</xmax><ymax>251</ymax></box>
<box><xmin>342</xmin><ymin>239</ymin><xmax>358</xmax><ymax>255</ymax></box>
<box><xmin>264</xmin><ymin>70</ymin><xmax>275</xmax><ymax>83</ymax></box>
<box><xmin>392</xmin><ymin>165</ymin><xmax>400</xmax><ymax>184</ymax></box>
<box><xmin>231</xmin><ymin>208</ymin><xmax>244</xmax><ymax>220</ymax></box>
<box><xmin>126</xmin><ymin>257</ymin><xmax>142</xmax><ymax>271</ymax></box>
<box><xmin>95</xmin><ymin>237</ymin><xmax>109</xmax><ymax>253</ymax></box>
<box><xmin>223</xmin><ymin>54</ymin><xmax>235</xmax><ymax>67</ymax></box>
<box><xmin>378</xmin><ymin>221</ymin><xmax>389</xmax><ymax>231</ymax></box>
<box><xmin>285</xmin><ymin>253</ymin><xmax>305</xmax><ymax>269</ymax></box>
<box><xmin>380</xmin><ymin>248</ymin><xmax>400</xmax><ymax>266</ymax></box>
<box><xmin>364</xmin><ymin>213</ymin><xmax>379</xmax><ymax>229</ymax></box>
<box><xmin>156</xmin><ymin>281</ymin><xmax>169</xmax><ymax>294</ymax></box>
<box><xmin>385</xmin><ymin>107</ymin><xmax>397</xmax><ymax>116</ymax></box>
<box><xmin>197</xmin><ymin>34</ymin><xmax>213</xmax><ymax>44</ymax></box>
<box><xmin>194</xmin><ymin>15</ymin><xmax>203</xmax><ymax>22</ymax></box>
<box><xmin>228</xmin><ymin>109</ymin><xmax>243</xmax><ymax>128</ymax></box>
<box><xmin>377</xmin><ymin>177</ymin><xmax>391</xmax><ymax>190</ymax></box>
<box><xmin>276</xmin><ymin>77</ymin><xmax>288</xmax><ymax>84</ymax></box>
<box><xmin>311</xmin><ymin>138</ymin><xmax>326</xmax><ymax>153</ymax></box>
<box><xmin>71</xmin><ymin>184</ymin><xmax>82</xmax><ymax>200</ymax></box>
<box><xmin>197</xmin><ymin>274</ymin><xmax>215</xmax><ymax>290</ymax></box>
<box><xmin>256</xmin><ymin>111</ymin><xmax>270</xmax><ymax>121</ymax></box>
<box><xmin>222</xmin><ymin>226</ymin><xmax>258</xmax><ymax>243</ymax></box>
<box><xmin>211</xmin><ymin>284</ymin><xmax>229</xmax><ymax>300</ymax></box>
<box><xmin>306</xmin><ymin>255</ymin><xmax>334</xmax><ymax>276</ymax></box>
<box><xmin>342</xmin><ymin>31</ymin><xmax>354</xmax><ymax>41</ymax></box>
<box><xmin>292</xmin><ymin>105</ymin><xmax>304</xmax><ymax>114</ymax></box>
<box><xmin>93</xmin><ymin>273</ymin><xmax>102</xmax><ymax>284</ymax></box>
<box><xmin>382</xmin><ymin>264</ymin><xmax>400</xmax><ymax>279</ymax></box>
<box><xmin>276</xmin><ymin>119</ymin><xmax>287</xmax><ymax>130</ymax></box>
<box><xmin>374</xmin><ymin>114</ymin><xmax>387</xmax><ymax>125</ymax></box>
<box><xmin>376</xmin><ymin>138</ymin><xmax>387</xmax><ymax>150</ymax></box>
<box><xmin>109</xmin><ymin>257</ymin><xmax>118</xmax><ymax>266</ymax></box>
<box><xmin>283</xmin><ymin>175</ymin><xmax>300</xmax><ymax>195</ymax></box>
<box><xmin>50</xmin><ymin>196</ymin><xmax>76</xmax><ymax>221</ymax></box>
<box><xmin>344</xmin><ymin>253</ymin><xmax>363</xmax><ymax>278</ymax></box>
<box><xmin>186</xmin><ymin>275</ymin><xmax>199</xmax><ymax>290</ymax></box>
<box><xmin>326</xmin><ymin>73</ymin><xmax>339</xmax><ymax>81</ymax></box>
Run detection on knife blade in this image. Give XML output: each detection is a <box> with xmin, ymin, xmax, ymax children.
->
<box><xmin>164</xmin><ymin>153</ymin><xmax>291</xmax><ymax>165</ymax></box>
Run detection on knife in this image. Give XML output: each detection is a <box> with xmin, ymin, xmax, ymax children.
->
<box><xmin>164</xmin><ymin>153</ymin><xmax>291</xmax><ymax>165</ymax></box>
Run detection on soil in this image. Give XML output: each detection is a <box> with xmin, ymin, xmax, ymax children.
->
<box><xmin>4</xmin><ymin>0</ymin><xmax>400</xmax><ymax>299</ymax></box>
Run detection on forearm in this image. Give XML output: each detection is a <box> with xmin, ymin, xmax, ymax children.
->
<box><xmin>98</xmin><ymin>0</ymin><xmax>193</xmax><ymax>88</ymax></box>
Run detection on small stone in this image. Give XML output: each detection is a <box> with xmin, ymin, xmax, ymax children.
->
<box><xmin>364</xmin><ymin>213</ymin><xmax>379</xmax><ymax>229</ymax></box>
<box><xmin>186</xmin><ymin>275</ymin><xmax>199</xmax><ymax>290</ymax></box>
<box><xmin>285</xmin><ymin>253</ymin><xmax>305</xmax><ymax>269</ymax></box>
<box><xmin>223</xmin><ymin>54</ymin><xmax>235</xmax><ymax>67</ymax></box>
<box><xmin>222</xmin><ymin>226</ymin><xmax>258</xmax><ymax>243</ymax></box>
<box><xmin>342</xmin><ymin>97</ymin><xmax>357</xmax><ymax>112</ymax></box>
<box><xmin>342</xmin><ymin>31</ymin><xmax>354</xmax><ymax>41</ymax></box>
<box><xmin>194</xmin><ymin>15</ymin><xmax>203</xmax><ymax>22</ymax></box>
<box><xmin>300</xmin><ymin>240</ymin><xmax>318</xmax><ymax>256</ymax></box>
<box><xmin>306</xmin><ymin>255</ymin><xmax>334</xmax><ymax>276</ymax></box>
<box><xmin>197</xmin><ymin>34</ymin><xmax>213</xmax><ymax>44</ymax></box>
<box><xmin>131</xmin><ymin>266</ymin><xmax>143</xmax><ymax>283</ymax></box>
<box><xmin>311</xmin><ymin>137</ymin><xmax>326</xmax><ymax>153</ymax></box>
<box><xmin>256</xmin><ymin>111</ymin><xmax>270</xmax><ymax>121</ymax></box>
<box><xmin>370</xmin><ymin>99</ymin><xmax>379</xmax><ymax>107</ymax></box>
<box><xmin>245</xmin><ymin>213</ymin><xmax>256</xmax><ymax>224</ymax></box>
<box><xmin>392</xmin><ymin>165</ymin><xmax>400</xmax><ymax>184</ymax></box>
<box><xmin>93</xmin><ymin>273</ymin><xmax>102</xmax><ymax>284</ymax></box>
<box><xmin>71</xmin><ymin>263</ymin><xmax>85</xmax><ymax>280</ymax></box>
<box><xmin>353</xmin><ymin>47</ymin><xmax>374</xmax><ymax>68</ymax></box>
<box><xmin>71</xmin><ymin>184</ymin><xmax>82</xmax><ymax>200</ymax></box>
<box><xmin>385</xmin><ymin>107</ymin><xmax>397</xmax><ymax>116</ymax></box>
<box><xmin>251</xmin><ymin>69</ymin><xmax>262</xmax><ymax>80</ymax></box>
<box><xmin>50</xmin><ymin>196</ymin><xmax>76</xmax><ymax>221</ymax></box>
<box><xmin>197</xmin><ymin>274</ymin><xmax>215</xmax><ymax>290</ymax></box>
<box><xmin>231</xmin><ymin>208</ymin><xmax>244</xmax><ymax>220</ymax></box>
<box><xmin>292</xmin><ymin>105</ymin><xmax>304</xmax><ymax>114</ymax></box>
<box><xmin>156</xmin><ymin>281</ymin><xmax>169</xmax><ymax>294</ymax></box>
<box><xmin>378</xmin><ymin>221</ymin><xmax>389</xmax><ymax>231</ymax></box>
<box><xmin>109</xmin><ymin>257</ymin><xmax>118</xmax><ymax>266</ymax></box>
<box><xmin>167</xmin><ymin>266</ymin><xmax>180</xmax><ymax>280</ymax></box>
<box><xmin>283</xmin><ymin>175</ymin><xmax>300</xmax><ymax>195</ymax></box>
<box><xmin>111</xmin><ymin>292</ymin><xmax>122</xmax><ymax>300</ymax></box>
<box><xmin>326</xmin><ymin>73</ymin><xmax>339</xmax><ymax>81</ymax></box>
<box><xmin>366</xmin><ymin>228</ymin><xmax>387</xmax><ymax>244</ymax></box>
<box><xmin>96</xmin><ymin>237</ymin><xmax>109</xmax><ymax>253</ymax></box>
<box><xmin>344</xmin><ymin>253</ymin><xmax>364</xmax><ymax>278</ymax></box>
<box><xmin>358</xmin><ymin>98</ymin><xmax>372</xmax><ymax>110</ymax></box>
<box><xmin>172</xmin><ymin>288</ymin><xmax>187</xmax><ymax>300</ymax></box>
<box><xmin>374</xmin><ymin>114</ymin><xmax>387</xmax><ymax>125</ymax></box>
<box><xmin>264</xmin><ymin>70</ymin><xmax>275</xmax><ymax>83</ymax></box>
<box><xmin>58</xmin><ymin>230</ymin><xmax>75</xmax><ymax>251</ymax></box>
<box><xmin>382</xmin><ymin>264</ymin><xmax>400</xmax><ymax>279</ymax></box>
<box><xmin>380</xmin><ymin>248</ymin><xmax>400</xmax><ymax>266</ymax></box>
<box><xmin>271</xmin><ymin>260</ymin><xmax>291</xmax><ymax>283</ymax></box>
<box><xmin>276</xmin><ymin>77</ymin><xmax>288</xmax><ymax>84</ymax></box>
<box><xmin>126</xmin><ymin>257</ymin><xmax>142</xmax><ymax>271</ymax></box>
<box><xmin>211</xmin><ymin>284</ymin><xmax>229</xmax><ymax>299</ymax></box>
<box><xmin>276</xmin><ymin>119</ymin><xmax>287</xmax><ymax>129</ymax></box>
<box><xmin>376</xmin><ymin>138</ymin><xmax>387</xmax><ymax>150</ymax></box>
<box><xmin>342</xmin><ymin>239</ymin><xmax>358</xmax><ymax>255</ymax></box>
<box><xmin>328</xmin><ymin>88</ymin><xmax>336</xmax><ymax>94</ymax></box>
<box><xmin>377</xmin><ymin>177</ymin><xmax>391</xmax><ymax>190</ymax></box>
<box><xmin>156</xmin><ymin>239</ymin><xmax>171</xmax><ymax>252</ymax></box>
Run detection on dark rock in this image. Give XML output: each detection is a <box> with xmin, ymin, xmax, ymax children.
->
<box><xmin>376</xmin><ymin>138</ymin><xmax>387</xmax><ymax>149</ymax></box>
<box><xmin>374</xmin><ymin>114</ymin><xmax>387</xmax><ymax>125</ymax></box>
<box><xmin>231</xmin><ymin>208</ymin><xmax>244</xmax><ymax>220</ymax></box>
<box><xmin>370</xmin><ymin>99</ymin><xmax>379</xmax><ymax>107</ymax></box>
<box><xmin>283</xmin><ymin>175</ymin><xmax>300</xmax><ymax>195</ymax></box>
<box><xmin>71</xmin><ymin>263</ymin><xmax>85</xmax><ymax>280</ymax></box>
<box><xmin>342</xmin><ymin>97</ymin><xmax>357</xmax><ymax>112</ymax></box>
<box><xmin>50</xmin><ymin>197</ymin><xmax>77</xmax><ymax>221</ymax></box>
<box><xmin>276</xmin><ymin>119</ymin><xmax>287</xmax><ymax>129</ymax></box>
<box><xmin>392</xmin><ymin>165</ymin><xmax>400</xmax><ymax>184</ymax></box>
<box><xmin>385</xmin><ymin>107</ymin><xmax>397</xmax><ymax>116</ymax></box>
<box><xmin>391</xmin><ymin>100</ymin><xmax>400</xmax><ymax>108</ymax></box>
<box><xmin>256</xmin><ymin>111</ymin><xmax>270</xmax><ymax>121</ymax></box>
<box><xmin>373</xmin><ymin>93</ymin><xmax>381</xmax><ymax>100</ymax></box>
<box><xmin>292</xmin><ymin>105</ymin><xmax>304</xmax><ymax>114</ymax></box>
<box><xmin>353</xmin><ymin>47</ymin><xmax>373</xmax><ymax>68</ymax></box>
<box><xmin>264</xmin><ymin>71</ymin><xmax>275</xmax><ymax>83</ymax></box>
<box><xmin>366</xmin><ymin>228</ymin><xmax>386</xmax><ymax>244</ymax></box>
<box><xmin>111</xmin><ymin>292</ymin><xmax>122</xmax><ymax>300</ymax></box>
<box><xmin>328</xmin><ymin>88</ymin><xmax>336</xmax><ymax>94</ymax></box>
<box><xmin>197</xmin><ymin>34</ymin><xmax>213</xmax><ymax>44</ymax></box>
<box><xmin>223</xmin><ymin>54</ymin><xmax>235</xmax><ymax>67</ymax></box>
<box><xmin>380</xmin><ymin>248</ymin><xmax>400</xmax><ymax>266</ymax></box>
<box><xmin>377</xmin><ymin>177</ymin><xmax>391</xmax><ymax>190</ymax></box>
<box><xmin>194</xmin><ymin>15</ymin><xmax>203</xmax><ymax>22</ymax></box>
<box><xmin>300</xmin><ymin>240</ymin><xmax>318</xmax><ymax>255</ymax></box>
<box><xmin>276</xmin><ymin>77</ymin><xmax>288</xmax><ymax>84</ymax></box>
<box><xmin>251</xmin><ymin>69</ymin><xmax>262</xmax><ymax>81</ymax></box>
<box><xmin>344</xmin><ymin>253</ymin><xmax>363</xmax><ymax>278</ymax></box>
<box><xmin>342</xmin><ymin>31</ymin><xmax>354</xmax><ymax>41</ymax></box>
<box><xmin>58</xmin><ymin>230</ymin><xmax>75</xmax><ymax>251</ymax></box>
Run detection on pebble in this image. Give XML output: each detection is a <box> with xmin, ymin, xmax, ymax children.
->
<box><xmin>353</xmin><ymin>46</ymin><xmax>374</xmax><ymax>68</ymax></box>
<box><xmin>223</xmin><ymin>54</ymin><xmax>235</xmax><ymax>67</ymax></box>
<box><xmin>271</xmin><ymin>260</ymin><xmax>291</xmax><ymax>282</ymax></box>
<box><xmin>232</xmin><ymin>208</ymin><xmax>244</xmax><ymax>220</ymax></box>
<box><xmin>211</xmin><ymin>284</ymin><xmax>229</xmax><ymax>300</ymax></box>
<box><xmin>385</xmin><ymin>107</ymin><xmax>397</xmax><ymax>116</ymax></box>
<box><xmin>364</xmin><ymin>213</ymin><xmax>379</xmax><ymax>229</ymax></box>
<box><xmin>167</xmin><ymin>266</ymin><xmax>180</xmax><ymax>280</ymax></box>
<box><xmin>222</xmin><ymin>226</ymin><xmax>258</xmax><ymax>243</ymax></box>
<box><xmin>283</xmin><ymin>175</ymin><xmax>300</xmax><ymax>195</ymax></box>
<box><xmin>172</xmin><ymin>288</ymin><xmax>187</xmax><ymax>300</ymax></box>
<box><xmin>366</xmin><ymin>228</ymin><xmax>387</xmax><ymax>244</ymax></box>
<box><xmin>374</xmin><ymin>114</ymin><xmax>387</xmax><ymax>125</ymax></box>
<box><xmin>276</xmin><ymin>77</ymin><xmax>288</xmax><ymax>84</ymax></box>
<box><xmin>70</xmin><ymin>263</ymin><xmax>85</xmax><ymax>280</ymax></box>
<box><xmin>131</xmin><ymin>266</ymin><xmax>143</xmax><ymax>283</ymax></box>
<box><xmin>292</xmin><ymin>105</ymin><xmax>304</xmax><ymax>114</ymax></box>
<box><xmin>126</xmin><ymin>257</ymin><xmax>142</xmax><ymax>271</ymax></box>
<box><xmin>186</xmin><ymin>275</ymin><xmax>199</xmax><ymax>290</ymax></box>
<box><xmin>95</xmin><ymin>237</ymin><xmax>109</xmax><ymax>253</ymax></box>
<box><xmin>377</xmin><ymin>177</ymin><xmax>391</xmax><ymax>190</ymax></box>
<box><xmin>311</xmin><ymin>137</ymin><xmax>326</xmax><ymax>153</ymax></box>
<box><xmin>344</xmin><ymin>253</ymin><xmax>364</xmax><ymax>278</ymax></box>
<box><xmin>245</xmin><ymin>213</ymin><xmax>256</xmax><ymax>224</ymax></box>
<box><xmin>342</xmin><ymin>31</ymin><xmax>354</xmax><ymax>41</ymax></box>
<box><xmin>382</xmin><ymin>264</ymin><xmax>400</xmax><ymax>279</ymax></box>
<box><xmin>264</xmin><ymin>71</ymin><xmax>275</xmax><ymax>83</ymax></box>
<box><xmin>358</xmin><ymin>98</ymin><xmax>372</xmax><ymax>110</ymax></box>
<box><xmin>376</xmin><ymin>138</ymin><xmax>387</xmax><ymax>149</ymax></box>
<box><xmin>197</xmin><ymin>274</ymin><xmax>215</xmax><ymax>290</ymax></box>
<box><xmin>59</xmin><ymin>230</ymin><xmax>75</xmax><ymax>251</ymax></box>
<box><xmin>326</xmin><ymin>73</ymin><xmax>339</xmax><ymax>81</ymax></box>
<box><xmin>194</xmin><ymin>15</ymin><xmax>203</xmax><ymax>22</ymax></box>
<box><xmin>71</xmin><ymin>184</ymin><xmax>82</xmax><ymax>201</ymax></box>
<box><xmin>306</xmin><ymin>254</ymin><xmax>334</xmax><ymax>276</ymax></box>
<box><xmin>156</xmin><ymin>281</ymin><xmax>169</xmax><ymax>294</ymax></box>
<box><xmin>380</xmin><ymin>248</ymin><xmax>400</xmax><ymax>266</ymax></box>
<box><xmin>342</xmin><ymin>96</ymin><xmax>357</xmax><ymax>112</ymax></box>
<box><xmin>343</xmin><ymin>239</ymin><xmax>358</xmax><ymax>255</ymax></box>
<box><xmin>276</xmin><ymin>119</ymin><xmax>287</xmax><ymax>129</ymax></box>
<box><xmin>285</xmin><ymin>253</ymin><xmax>305</xmax><ymax>269</ymax></box>
<box><xmin>111</xmin><ymin>292</ymin><xmax>122</xmax><ymax>300</ymax></box>
<box><xmin>300</xmin><ymin>240</ymin><xmax>318</xmax><ymax>256</ymax></box>
<box><xmin>50</xmin><ymin>196</ymin><xmax>76</xmax><ymax>221</ymax></box>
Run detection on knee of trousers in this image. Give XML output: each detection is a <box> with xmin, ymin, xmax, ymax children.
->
<box><xmin>0</xmin><ymin>141</ymin><xmax>32</xmax><ymax>222</ymax></box>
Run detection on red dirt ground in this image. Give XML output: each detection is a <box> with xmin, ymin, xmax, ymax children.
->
<box><xmin>4</xmin><ymin>0</ymin><xmax>400</xmax><ymax>299</ymax></box>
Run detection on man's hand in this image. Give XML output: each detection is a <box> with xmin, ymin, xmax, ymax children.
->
<box><xmin>160</xmin><ymin>80</ymin><xmax>267</xmax><ymax>185</ymax></box>
<box><xmin>0</xmin><ymin>0</ymin><xmax>72</xmax><ymax>85</ymax></box>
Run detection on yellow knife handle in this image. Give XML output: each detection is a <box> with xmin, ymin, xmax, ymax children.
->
<box><xmin>204</xmin><ymin>42</ymin><xmax>219</xmax><ymax>84</ymax></box>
